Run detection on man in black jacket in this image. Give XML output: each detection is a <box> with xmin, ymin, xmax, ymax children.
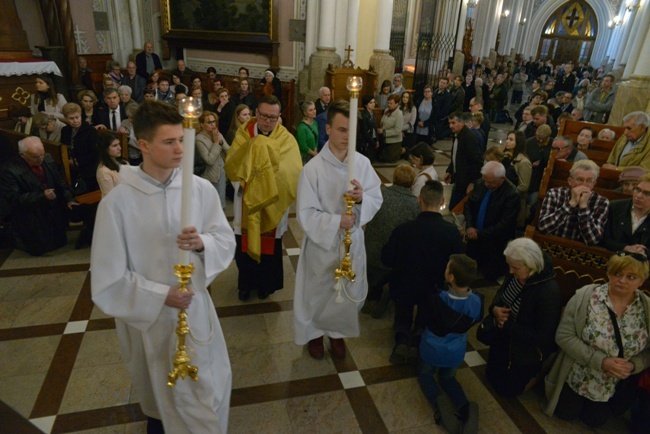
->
<box><xmin>432</xmin><ymin>78</ymin><xmax>452</xmax><ymax>140</ymax></box>
<box><xmin>93</xmin><ymin>88</ymin><xmax>127</xmax><ymax>131</ymax></box>
<box><xmin>0</xmin><ymin>137</ymin><xmax>77</xmax><ymax>255</ymax></box>
<box><xmin>135</xmin><ymin>42</ymin><xmax>162</xmax><ymax>79</ymax></box>
<box><xmin>445</xmin><ymin>112</ymin><xmax>483</xmax><ymax>209</ymax></box>
<box><xmin>382</xmin><ymin>180</ymin><xmax>464</xmax><ymax>365</ymax></box>
<box><xmin>464</xmin><ymin>161</ymin><xmax>520</xmax><ymax>279</ymax></box>
<box><xmin>602</xmin><ymin>174</ymin><xmax>650</xmax><ymax>253</ymax></box>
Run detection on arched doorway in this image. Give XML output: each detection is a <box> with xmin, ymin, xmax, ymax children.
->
<box><xmin>536</xmin><ymin>0</ymin><xmax>598</xmax><ymax>64</ymax></box>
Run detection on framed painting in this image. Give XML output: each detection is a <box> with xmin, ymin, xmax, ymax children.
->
<box><xmin>161</xmin><ymin>0</ymin><xmax>279</xmax><ymax>67</ymax></box>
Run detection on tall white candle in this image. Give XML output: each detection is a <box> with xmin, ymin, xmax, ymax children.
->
<box><xmin>346</xmin><ymin>76</ymin><xmax>362</xmax><ymax>191</ymax></box>
<box><xmin>347</xmin><ymin>97</ymin><xmax>358</xmax><ymax>190</ymax></box>
<box><xmin>179</xmin><ymin>126</ymin><xmax>195</xmax><ymax>264</ymax></box>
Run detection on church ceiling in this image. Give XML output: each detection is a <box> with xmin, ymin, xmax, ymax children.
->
<box><xmin>533</xmin><ymin>0</ymin><xmax>621</xmax><ymax>17</ymax></box>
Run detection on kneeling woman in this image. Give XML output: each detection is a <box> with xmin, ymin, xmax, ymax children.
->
<box><xmin>544</xmin><ymin>252</ymin><xmax>650</xmax><ymax>428</ymax></box>
<box><xmin>484</xmin><ymin>238</ymin><xmax>563</xmax><ymax>397</ymax></box>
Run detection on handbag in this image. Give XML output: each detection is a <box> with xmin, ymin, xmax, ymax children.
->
<box><xmin>476</xmin><ymin>314</ymin><xmax>499</xmax><ymax>346</ymax></box>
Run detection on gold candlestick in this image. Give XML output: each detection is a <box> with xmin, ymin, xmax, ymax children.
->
<box><xmin>167</xmin><ymin>263</ymin><xmax>199</xmax><ymax>387</ymax></box>
<box><xmin>335</xmin><ymin>194</ymin><xmax>356</xmax><ymax>283</ymax></box>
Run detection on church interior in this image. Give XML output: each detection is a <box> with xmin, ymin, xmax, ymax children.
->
<box><xmin>1</xmin><ymin>0</ymin><xmax>650</xmax><ymax>432</ymax></box>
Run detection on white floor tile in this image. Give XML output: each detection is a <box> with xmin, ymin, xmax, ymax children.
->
<box><xmin>464</xmin><ymin>351</ymin><xmax>487</xmax><ymax>367</ymax></box>
<box><xmin>338</xmin><ymin>370</ymin><xmax>365</xmax><ymax>389</ymax></box>
<box><xmin>30</xmin><ymin>415</ymin><xmax>56</xmax><ymax>433</ymax></box>
<box><xmin>63</xmin><ymin>320</ymin><xmax>88</xmax><ymax>335</ymax></box>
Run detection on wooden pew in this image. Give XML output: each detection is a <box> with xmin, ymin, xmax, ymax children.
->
<box><xmin>558</xmin><ymin>118</ymin><xmax>625</xmax><ymax>142</ymax></box>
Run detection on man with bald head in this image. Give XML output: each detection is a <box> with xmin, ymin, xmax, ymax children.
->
<box><xmin>135</xmin><ymin>42</ymin><xmax>162</xmax><ymax>79</ymax></box>
<box><xmin>0</xmin><ymin>137</ymin><xmax>78</xmax><ymax>255</ymax></box>
<box><xmin>122</xmin><ymin>61</ymin><xmax>147</xmax><ymax>103</ymax></box>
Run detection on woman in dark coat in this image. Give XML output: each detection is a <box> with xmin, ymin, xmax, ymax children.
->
<box><xmin>358</xmin><ymin>95</ymin><xmax>379</xmax><ymax>162</ymax></box>
<box><xmin>60</xmin><ymin>103</ymin><xmax>99</xmax><ymax>193</ymax></box>
<box><xmin>483</xmin><ymin>237</ymin><xmax>563</xmax><ymax>397</ymax></box>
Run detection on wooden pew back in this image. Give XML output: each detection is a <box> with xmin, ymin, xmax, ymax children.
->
<box><xmin>558</xmin><ymin>118</ymin><xmax>625</xmax><ymax>141</ymax></box>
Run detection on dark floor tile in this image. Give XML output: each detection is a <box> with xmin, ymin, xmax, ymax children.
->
<box><xmin>217</xmin><ymin>300</ymin><xmax>293</xmax><ymax>318</ymax></box>
<box><xmin>0</xmin><ymin>400</ymin><xmax>42</xmax><ymax>434</ymax></box>
<box><xmin>68</xmin><ymin>273</ymin><xmax>93</xmax><ymax>321</ymax></box>
<box><xmin>231</xmin><ymin>374</ymin><xmax>342</xmax><ymax>407</ymax></box>
<box><xmin>30</xmin><ymin>334</ymin><xmax>84</xmax><ymax>419</ymax></box>
<box><xmin>346</xmin><ymin>387</ymin><xmax>389</xmax><ymax>434</ymax></box>
<box><xmin>360</xmin><ymin>364</ymin><xmax>417</xmax><ymax>386</ymax></box>
<box><xmin>0</xmin><ymin>323</ymin><xmax>66</xmax><ymax>342</ymax></box>
<box><xmin>52</xmin><ymin>403</ymin><xmax>145</xmax><ymax>433</ymax></box>
<box><xmin>0</xmin><ymin>263</ymin><xmax>90</xmax><ymax>278</ymax></box>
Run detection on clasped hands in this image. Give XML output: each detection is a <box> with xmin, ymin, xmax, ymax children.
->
<box><xmin>602</xmin><ymin>357</ymin><xmax>634</xmax><ymax>380</ymax></box>
<box><xmin>340</xmin><ymin>180</ymin><xmax>363</xmax><ymax>230</ymax></box>
<box><xmin>569</xmin><ymin>185</ymin><xmax>592</xmax><ymax>209</ymax></box>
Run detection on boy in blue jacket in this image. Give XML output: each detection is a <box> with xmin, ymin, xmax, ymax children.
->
<box><xmin>418</xmin><ymin>254</ymin><xmax>483</xmax><ymax>432</ymax></box>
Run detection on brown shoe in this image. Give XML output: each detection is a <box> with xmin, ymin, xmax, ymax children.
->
<box><xmin>308</xmin><ymin>337</ymin><xmax>324</xmax><ymax>359</ymax></box>
<box><xmin>329</xmin><ymin>337</ymin><xmax>346</xmax><ymax>359</ymax></box>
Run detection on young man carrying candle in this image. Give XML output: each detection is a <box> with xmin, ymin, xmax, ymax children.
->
<box><xmin>90</xmin><ymin>100</ymin><xmax>236</xmax><ymax>434</ymax></box>
<box><xmin>293</xmin><ymin>100</ymin><xmax>383</xmax><ymax>359</ymax></box>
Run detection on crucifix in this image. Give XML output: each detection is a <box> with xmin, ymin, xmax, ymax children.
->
<box><xmin>342</xmin><ymin>45</ymin><xmax>355</xmax><ymax>68</ymax></box>
<box><xmin>566</xmin><ymin>6</ymin><xmax>580</xmax><ymax>28</ymax></box>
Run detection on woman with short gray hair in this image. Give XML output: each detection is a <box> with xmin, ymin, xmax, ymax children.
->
<box><xmin>482</xmin><ymin>237</ymin><xmax>562</xmax><ymax>397</ymax></box>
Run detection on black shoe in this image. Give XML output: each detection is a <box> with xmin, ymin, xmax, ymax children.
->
<box><xmin>238</xmin><ymin>289</ymin><xmax>250</xmax><ymax>302</ymax></box>
<box><xmin>389</xmin><ymin>343</ymin><xmax>409</xmax><ymax>365</ymax></box>
<box><xmin>258</xmin><ymin>288</ymin><xmax>269</xmax><ymax>299</ymax></box>
<box><xmin>147</xmin><ymin>417</ymin><xmax>165</xmax><ymax>434</ymax></box>
<box><xmin>433</xmin><ymin>402</ymin><xmax>442</xmax><ymax>425</ymax></box>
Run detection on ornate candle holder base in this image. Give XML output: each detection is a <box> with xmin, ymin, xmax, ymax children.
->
<box><xmin>334</xmin><ymin>194</ymin><xmax>356</xmax><ymax>284</ymax></box>
<box><xmin>167</xmin><ymin>263</ymin><xmax>199</xmax><ymax>387</ymax></box>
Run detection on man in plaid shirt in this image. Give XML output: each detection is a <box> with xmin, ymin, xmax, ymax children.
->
<box><xmin>538</xmin><ymin>160</ymin><xmax>609</xmax><ymax>245</ymax></box>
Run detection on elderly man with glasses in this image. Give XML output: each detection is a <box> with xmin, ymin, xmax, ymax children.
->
<box><xmin>552</xmin><ymin>135</ymin><xmax>587</xmax><ymax>162</ymax></box>
<box><xmin>538</xmin><ymin>160</ymin><xmax>609</xmax><ymax>245</ymax></box>
<box><xmin>225</xmin><ymin>95</ymin><xmax>302</xmax><ymax>302</ymax></box>
<box><xmin>603</xmin><ymin>111</ymin><xmax>650</xmax><ymax>172</ymax></box>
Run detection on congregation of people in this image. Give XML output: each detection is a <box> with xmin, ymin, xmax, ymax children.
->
<box><xmin>1</xmin><ymin>41</ymin><xmax>650</xmax><ymax>434</ymax></box>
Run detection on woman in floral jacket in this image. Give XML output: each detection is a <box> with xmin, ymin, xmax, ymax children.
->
<box><xmin>544</xmin><ymin>252</ymin><xmax>650</xmax><ymax>428</ymax></box>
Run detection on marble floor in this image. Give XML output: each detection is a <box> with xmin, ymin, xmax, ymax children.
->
<box><xmin>0</xmin><ymin>121</ymin><xmax>632</xmax><ymax>433</ymax></box>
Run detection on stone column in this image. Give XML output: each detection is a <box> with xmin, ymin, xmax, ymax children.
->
<box><xmin>452</xmin><ymin>0</ymin><xmax>468</xmax><ymax>76</ymax></box>
<box><xmin>128</xmin><ymin>0</ymin><xmax>143</xmax><ymax>52</ymax></box>
<box><xmin>614</xmin><ymin>9</ymin><xmax>638</xmax><ymax>70</ymax></box>
<box><xmin>608</xmin><ymin>24</ymin><xmax>650</xmax><ymax>125</ymax></box>
<box><xmin>334</xmin><ymin>0</ymin><xmax>348</xmax><ymax>60</ymax></box>
<box><xmin>308</xmin><ymin>0</ymin><xmax>341</xmax><ymax>99</ymax></box>
<box><xmin>305</xmin><ymin>0</ymin><xmax>319</xmax><ymax>62</ymax></box>
<box><xmin>346</xmin><ymin>0</ymin><xmax>360</xmax><ymax>66</ymax></box>
<box><xmin>623</xmin><ymin>2</ymin><xmax>650</xmax><ymax>79</ymax></box>
<box><xmin>472</xmin><ymin>0</ymin><xmax>494</xmax><ymax>58</ymax></box>
<box><xmin>369</xmin><ymin>0</ymin><xmax>395</xmax><ymax>92</ymax></box>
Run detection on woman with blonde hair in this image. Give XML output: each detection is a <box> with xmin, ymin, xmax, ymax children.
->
<box><xmin>544</xmin><ymin>252</ymin><xmax>650</xmax><ymax>428</ymax></box>
<box><xmin>77</xmin><ymin>89</ymin><xmax>98</xmax><ymax>125</ymax></box>
<box><xmin>196</xmin><ymin>110</ymin><xmax>229</xmax><ymax>209</ymax></box>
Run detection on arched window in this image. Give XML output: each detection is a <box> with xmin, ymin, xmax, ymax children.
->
<box><xmin>537</xmin><ymin>0</ymin><xmax>598</xmax><ymax>64</ymax></box>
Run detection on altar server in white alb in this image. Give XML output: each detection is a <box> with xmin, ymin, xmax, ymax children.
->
<box><xmin>90</xmin><ymin>101</ymin><xmax>236</xmax><ymax>434</ymax></box>
<box><xmin>294</xmin><ymin>100</ymin><xmax>383</xmax><ymax>360</ymax></box>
